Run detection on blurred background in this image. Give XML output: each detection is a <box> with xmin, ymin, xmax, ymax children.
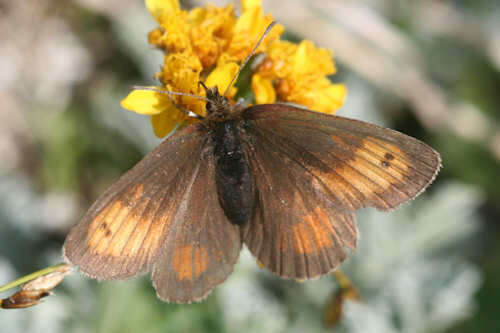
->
<box><xmin>0</xmin><ymin>0</ymin><xmax>499</xmax><ymax>332</ymax></box>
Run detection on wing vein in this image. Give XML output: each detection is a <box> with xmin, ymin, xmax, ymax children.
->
<box><xmin>279</xmin><ymin>120</ymin><xmax>436</xmax><ymax>173</ymax></box>
<box><xmin>252</xmin><ymin>127</ymin><xmax>377</xmax><ymax>209</ymax></box>
<box><xmin>83</xmin><ymin>136</ymin><xmax>205</xmax><ymax>270</ymax></box>
<box><xmin>134</xmin><ymin>139</ymin><xmax>209</xmax><ymax>268</ymax></box>
<box><xmin>256</xmin><ymin>125</ymin><xmax>414</xmax><ymax>204</ymax></box>
<box><xmin>83</xmin><ymin>133</ymin><xmax>202</xmax><ymax>253</ymax></box>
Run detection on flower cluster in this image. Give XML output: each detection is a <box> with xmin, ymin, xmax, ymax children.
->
<box><xmin>121</xmin><ymin>0</ymin><xmax>346</xmax><ymax>138</ymax></box>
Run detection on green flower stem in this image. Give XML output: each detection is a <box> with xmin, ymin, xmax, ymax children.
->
<box><xmin>0</xmin><ymin>263</ymin><xmax>69</xmax><ymax>294</ymax></box>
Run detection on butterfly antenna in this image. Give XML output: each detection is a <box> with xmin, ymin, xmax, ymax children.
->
<box><xmin>223</xmin><ymin>21</ymin><xmax>277</xmax><ymax>97</ymax></box>
<box><xmin>131</xmin><ymin>85</ymin><xmax>208</xmax><ymax>118</ymax></box>
<box><xmin>132</xmin><ymin>86</ymin><xmax>209</xmax><ymax>102</ymax></box>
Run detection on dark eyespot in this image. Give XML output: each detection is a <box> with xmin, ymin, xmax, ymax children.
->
<box><xmin>101</xmin><ymin>222</ymin><xmax>112</xmax><ymax>237</ymax></box>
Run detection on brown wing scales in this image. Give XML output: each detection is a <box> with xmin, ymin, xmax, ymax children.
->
<box><xmin>64</xmin><ymin>126</ymin><xmax>207</xmax><ymax>280</ymax></box>
<box><xmin>241</xmin><ymin>104</ymin><xmax>440</xmax><ymax>279</ymax></box>
<box><xmin>243</xmin><ymin>134</ymin><xmax>357</xmax><ymax>279</ymax></box>
<box><xmin>249</xmin><ymin>106</ymin><xmax>440</xmax><ymax>211</ymax></box>
<box><xmin>151</xmin><ymin>149</ymin><xmax>241</xmax><ymax>302</ymax></box>
<box><xmin>65</xmin><ymin>101</ymin><xmax>440</xmax><ymax>297</ymax></box>
<box><xmin>64</xmin><ymin>124</ymin><xmax>241</xmax><ymax>302</ymax></box>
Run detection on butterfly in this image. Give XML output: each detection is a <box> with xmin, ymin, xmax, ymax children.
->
<box><xmin>63</xmin><ymin>23</ymin><xmax>441</xmax><ymax>303</ymax></box>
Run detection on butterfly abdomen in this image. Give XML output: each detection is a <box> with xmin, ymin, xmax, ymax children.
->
<box><xmin>212</xmin><ymin>120</ymin><xmax>255</xmax><ymax>225</ymax></box>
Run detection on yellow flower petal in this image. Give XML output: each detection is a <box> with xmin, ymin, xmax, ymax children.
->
<box><xmin>154</xmin><ymin>11</ymin><xmax>192</xmax><ymax>53</ymax></box>
<box><xmin>188</xmin><ymin>4</ymin><xmax>236</xmax><ymax>68</ymax></box>
<box><xmin>293</xmin><ymin>40</ymin><xmax>335</xmax><ymax>76</ymax></box>
<box><xmin>252</xmin><ymin>74</ymin><xmax>276</xmax><ymax>104</ymax></box>
<box><xmin>228</xmin><ymin>6</ymin><xmax>284</xmax><ymax>60</ymax></box>
<box><xmin>205</xmin><ymin>62</ymin><xmax>240</xmax><ymax>97</ymax></box>
<box><xmin>151</xmin><ymin>113</ymin><xmax>174</xmax><ymax>138</ymax></box>
<box><xmin>151</xmin><ymin>106</ymin><xmax>187</xmax><ymax>138</ymax></box>
<box><xmin>156</xmin><ymin>52</ymin><xmax>205</xmax><ymax>115</ymax></box>
<box><xmin>241</xmin><ymin>0</ymin><xmax>262</xmax><ymax>11</ymax></box>
<box><xmin>148</xmin><ymin>28</ymin><xmax>165</xmax><ymax>47</ymax></box>
<box><xmin>146</xmin><ymin>0</ymin><xmax>180</xmax><ymax>23</ymax></box>
<box><xmin>186</xmin><ymin>7</ymin><xmax>205</xmax><ymax>26</ymax></box>
<box><xmin>313</xmin><ymin>83</ymin><xmax>347</xmax><ymax>113</ymax></box>
<box><xmin>260</xmin><ymin>40</ymin><xmax>335</xmax><ymax>79</ymax></box>
<box><xmin>159</xmin><ymin>52</ymin><xmax>202</xmax><ymax>92</ymax></box>
<box><xmin>216</xmin><ymin>52</ymin><xmax>239</xmax><ymax>67</ymax></box>
<box><xmin>295</xmin><ymin>82</ymin><xmax>347</xmax><ymax>114</ymax></box>
<box><xmin>120</xmin><ymin>89</ymin><xmax>170</xmax><ymax>115</ymax></box>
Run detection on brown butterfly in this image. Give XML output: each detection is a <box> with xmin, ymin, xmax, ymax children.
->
<box><xmin>63</xmin><ymin>24</ymin><xmax>441</xmax><ymax>303</ymax></box>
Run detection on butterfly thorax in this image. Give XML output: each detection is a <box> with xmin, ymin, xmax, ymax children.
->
<box><xmin>211</xmin><ymin>119</ymin><xmax>255</xmax><ymax>225</ymax></box>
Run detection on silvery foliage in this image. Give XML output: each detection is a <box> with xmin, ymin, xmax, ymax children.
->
<box><xmin>218</xmin><ymin>182</ymin><xmax>483</xmax><ymax>333</ymax></box>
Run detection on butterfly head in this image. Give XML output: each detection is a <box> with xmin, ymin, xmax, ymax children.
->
<box><xmin>199</xmin><ymin>82</ymin><xmax>232</xmax><ymax>121</ymax></box>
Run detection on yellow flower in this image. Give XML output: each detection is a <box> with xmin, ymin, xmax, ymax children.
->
<box><xmin>253</xmin><ymin>39</ymin><xmax>346</xmax><ymax>113</ymax></box>
<box><xmin>120</xmin><ymin>60</ymin><xmax>240</xmax><ymax>137</ymax></box>
<box><xmin>147</xmin><ymin>0</ymin><xmax>191</xmax><ymax>54</ymax></box>
<box><xmin>122</xmin><ymin>50</ymin><xmax>206</xmax><ymax>136</ymax></box>
<box><xmin>148</xmin><ymin>1</ymin><xmax>237</xmax><ymax>66</ymax></box>
<box><xmin>276</xmin><ymin>77</ymin><xmax>347</xmax><ymax>114</ymax></box>
<box><xmin>146</xmin><ymin>0</ymin><xmax>179</xmax><ymax>19</ymax></box>
<box><xmin>121</xmin><ymin>0</ymin><xmax>345</xmax><ymax>137</ymax></box>
<box><xmin>156</xmin><ymin>52</ymin><xmax>204</xmax><ymax>114</ymax></box>
<box><xmin>226</xmin><ymin>0</ymin><xmax>284</xmax><ymax>60</ymax></box>
<box><xmin>188</xmin><ymin>4</ymin><xmax>236</xmax><ymax>68</ymax></box>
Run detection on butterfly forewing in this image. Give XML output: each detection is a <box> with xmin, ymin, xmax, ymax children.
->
<box><xmin>63</xmin><ymin>125</ymin><xmax>206</xmax><ymax>279</ymax></box>
<box><xmin>244</xmin><ymin>104</ymin><xmax>441</xmax><ymax>211</ymax></box>
<box><xmin>240</xmin><ymin>104</ymin><xmax>441</xmax><ymax>278</ymax></box>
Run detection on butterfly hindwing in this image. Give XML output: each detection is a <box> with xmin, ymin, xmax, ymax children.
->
<box><xmin>241</xmin><ymin>122</ymin><xmax>357</xmax><ymax>279</ymax></box>
<box><xmin>240</xmin><ymin>104</ymin><xmax>440</xmax><ymax>279</ymax></box>
<box><xmin>151</xmin><ymin>146</ymin><xmax>242</xmax><ymax>303</ymax></box>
